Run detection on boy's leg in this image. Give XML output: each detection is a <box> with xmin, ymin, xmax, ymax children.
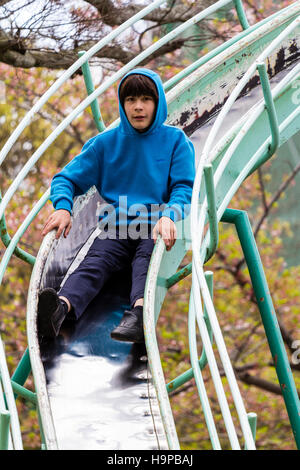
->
<box><xmin>38</xmin><ymin>235</ymin><xmax>133</xmax><ymax>337</ymax></box>
<box><xmin>111</xmin><ymin>235</ymin><xmax>154</xmax><ymax>343</ymax></box>
<box><xmin>59</xmin><ymin>236</ymin><xmax>133</xmax><ymax>319</ymax></box>
<box><xmin>129</xmin><ymin>236</ymin><xmax>155</xmax><ymax>308</ymax></box>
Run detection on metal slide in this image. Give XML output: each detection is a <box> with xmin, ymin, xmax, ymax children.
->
<box><xmin>0</xmin><ymin>0</ymin><xmax>300</xmax><ymax>450</ymax></box>
<box><xmin>28</xmin><ymin>188</ymin><xmax>169</xmax><ymax>450</ymax></box>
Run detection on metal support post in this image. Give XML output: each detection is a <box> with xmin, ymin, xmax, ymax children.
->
<box><xmin>244</xmin><ymin>412</ymin><xmax>257</xmax><ymax>449</ymax></box>
<box><xmin>78</xmin><ymin>51</ymin><xmax>106</xmax><ymax>133</ymax></box>
<box><xmin>221</xmin><ymin>208</ymin><xmax>300</xmax><ymax>449</ymax></box>
<box><xmin>250</xmin><ymin>62</ymin><xmax>280</xmax><ymax>174</ymax></box>
<box><xmin>257</xmin><ymin>62</ymin><xmax>280</xmax><ymax>156</ymax></box>
<box><xmin>11</xmin><ymin>348</ymin><xmax>31</xmax><ymax>393</ymax></box>
<box><xmin>166</xmin><ymin>272</ymin><xmax>214</xmax><ymax>393</ymax></box>
<box><xmin>165</xmin><ymin>164</ymin><xmax>218</xmax><ymax>295</ymax></box>
<box><xmin>204</xmin><ymin>164</ymin><xmax>219</xmax><ymax>262</ymax></box>
<box><xmin>0</xmin><ymin>191</ymin><xmax>35</xmax><ymax>266</ymax></box>
<box><xmin>233</xmin><ymin>0</ymin><xmax>250</xmax><ymax>30</ymax></box>
<box><xmin>0</xmin><ymin>410</ymin><xmax>10</xmax><ymax>450</ymax></box>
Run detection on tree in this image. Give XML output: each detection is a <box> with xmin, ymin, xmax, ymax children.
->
<box><xmin>0</xmin><ymin>0</ymin><xmax>219</xmax><ymax>70</ymax></box>
<box><xmin>1</xmin><ymin>0</ymin><xmax>289</xmax><ymax>72</ymax></box>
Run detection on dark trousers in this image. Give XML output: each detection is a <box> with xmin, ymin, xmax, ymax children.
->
<box><xmin>58</xmin><ymin>231</ymin><xmax>155</xmax><ymax>320</ymax></box>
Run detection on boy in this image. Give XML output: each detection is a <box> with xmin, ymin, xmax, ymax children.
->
<box><xmin>37</xmin><ymin>68</ymin><xmax>195</xmax><ymax>343</ymax></box>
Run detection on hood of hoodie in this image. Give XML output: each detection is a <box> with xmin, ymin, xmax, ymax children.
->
<box><xmin>118</xmin><ymin>68</ymin><xmax>167</xmax><ymax>136</ymax></box>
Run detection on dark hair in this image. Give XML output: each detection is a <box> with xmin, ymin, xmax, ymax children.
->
<box><xmin>119</xmin><ymin>74</ymin><xmax>158</xmax><ymax>108</ymax></box>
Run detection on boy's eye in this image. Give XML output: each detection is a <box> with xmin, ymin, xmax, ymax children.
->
<box><xmin>124</xmin><ymin>95</ymin><xmax>153</xmax><ymax>103</ymax></box>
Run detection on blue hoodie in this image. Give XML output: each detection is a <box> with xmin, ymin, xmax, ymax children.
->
<box><xmin>50</xmin><ymin>68</ymin><xmax>195</xmax><ymax>228</ymax></box>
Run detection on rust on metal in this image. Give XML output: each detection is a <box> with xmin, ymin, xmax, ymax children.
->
<box><xmin>170</xmin><ymin>41</ymin><xmax>300</xmax><ymax>137</ymax></box>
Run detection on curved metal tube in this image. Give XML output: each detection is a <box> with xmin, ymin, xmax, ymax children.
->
<box><xmin>189</xmin><ymin>15</ymin><xmax>300</xmax><ymax>451</ymax></box>
<box><xmin>0</xmin><ymin>190</ymin><xmax>50</xmax><ymax>285</ymax></box>
<box><xmin>0</xmin><ymin>338</ymin><xmax>23</xmax><ymax>449</ymax></box>
<box><xmin>0</xmin><ymin>191</ymin><xmax>35</xmax><ymax>266</ymax></box>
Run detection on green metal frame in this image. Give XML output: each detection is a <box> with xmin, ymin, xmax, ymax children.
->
<box><xmin>0</xmin><ymin>347</ymin><xmax>38</xmax><ymax>450</ymax></box>
<box><xmin>78</xmin><ymin>51</ymin><xmax>106</xmax><ymax>133</ymax></box>
<box><xmin>166</xmin><ymin>271</ymin><xmax>214</xmax><ymax>394</ymax></box>
<box><xmin>11</xmin><ymin>349</ymin><xmax>35</xmax><ymax>404</ymax></box>
<box><xmin>0</xmin><ymin>191</ymin><xmax>35</xmax><ymax>266</ymax></box>
<box><xmin>221</xmin><ymin>209</ymin><xmax>300</xmax><ymax>449</ymax></box>
<box><xmin>204</xmin><ymin>165</ymin><xmax>219</xmax><ymax>262</ymax></box>
<box><xmin>0</xmin><ymin>410</ymin><xmax>10</xmax><ymax>450</ymax></box>
<box><xmin>233</xmin><ymin>0</ymin><xmax>250</xmax><ymax>30</ymax></box>
<box><xmin>148</xmin><ymin>19</ymin><xmax>300</xmax><ymax>442</ymax></box>
<box><xmin>165</xmin><ymin>208</ymin><xmax>300</xmax><ymax>449</ymax></box>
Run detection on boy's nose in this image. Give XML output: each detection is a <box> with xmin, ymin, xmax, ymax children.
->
<box><xmin>134</xmin><ymin>100</ymin><xmax>143</xmax><ymax>110</ymax></box>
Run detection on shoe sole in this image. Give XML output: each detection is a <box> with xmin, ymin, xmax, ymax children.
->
<box><xmin>37</xmin><ymin>288</ymin><xmax>59</xmax><ymax>338</ymax></box>
<box><xmin>110</xmin><ymin>331</ymin><xmax>144</xmax><ymax>343</ymax></box>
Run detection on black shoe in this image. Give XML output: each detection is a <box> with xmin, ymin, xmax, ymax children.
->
<box><xmin>111</xmin><ymin>306</ymin><xmax>144</xmax><ymax>343</ymax></box>
<box><xmin>37</xmin><ymin>288</ymin><xmax>68</xmax><ymax>338</ymax></box>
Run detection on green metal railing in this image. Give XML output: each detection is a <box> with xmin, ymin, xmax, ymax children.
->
<box><xmin>0</xmin><ymin>410</ymin><xmax>10</xmax><ymax>450</ymax></box>
<box><xmin>78</xmin><ymin>51</ymin><xmax>106</xmax><ymax>133</ymax></box>
<box><xmin>166</xmin><ymin>271</ymin><xmax>214</xmax><ymax>394</ymax></box>
<box><xmin>145</xmin><ymin>3</ymin><xmax>300</xmax><ymax>450</ymax></box>
<box><xmin>163</xmin><ymin>209</ymin><xmax>300</xmax><ymax>449</ymax></box>
<box><xmin>222</xmin><ymin>209</ymin><xmax>300</xmax><ymax>447</ymax></box>
<box><xmin>163</xmin><ymin>12</ymin><xmax>300</xmax><ymax>450</ymax></box>
<box><xmin>0</xmin><ymin>191</ymin><xmax>35</xmax><ymax>266</ymax></box>
<box><xmin>0</xmin><ymin>337</ymin><xmax>23</xmax><ymax>449</ymax></box>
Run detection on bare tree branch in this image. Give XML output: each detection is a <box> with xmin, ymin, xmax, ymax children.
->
<box><xmin>238</xmin><ymin>371</ymin><xmax>300</xmax><ymax>398</ymax></box>
<box><xmin>0</xmin><ymin>0</ymin><xmax>14</xmax><ymax>6</ymax></box>
<box><xmin>254</xmin><ymin>159</ymin><xmax>300</xmax><ymax>237</ymax></box>
<box><xmin>0</xmin><ymin>35</ymin><xmax>186</xmax><ymax>69</ymax></box>
<box><xmin>0</xmin><ymin>0</ymin><xmax>228</xmax><ymax>70</ymax></box>
<box><xmin>257</xmin><ymin>166</ymin><xmax>268</xmax><ymax>212</ymax></box>
<box><xmin>85</xmin><ymin>0</ymin><xmax>207</xmax><ymax>27</ymax></box>
<box><xmin>169</xmin><ymin>362</ymin><xmax>257</xmax><ymax>397</ymax></box>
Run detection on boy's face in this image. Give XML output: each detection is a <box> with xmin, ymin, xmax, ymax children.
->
<box><xmin>123</xmin><ymin>95</ymin><xmax>156</xmax><ymax>132</ymax></box>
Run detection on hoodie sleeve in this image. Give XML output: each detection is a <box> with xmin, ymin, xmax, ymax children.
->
<box><xmin>161</xmin><ymin>130</ymin><xmax>195</xmax><ymax>223</ymax></box>
<box><xmin>50</xmin><ymin>137</ymin><xmax>101</xmax><ymax>214</ymax></box>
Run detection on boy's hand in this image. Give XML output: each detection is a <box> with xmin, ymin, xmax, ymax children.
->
<box><xmin>42</xmin><ymin>209</ymin><xmax>72</xmax><ymax>239</ymax></box>
<box><xmin>153</xmin><ymin>216</ymin><xmax>177</xmax><ymax>251</ymax></box>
